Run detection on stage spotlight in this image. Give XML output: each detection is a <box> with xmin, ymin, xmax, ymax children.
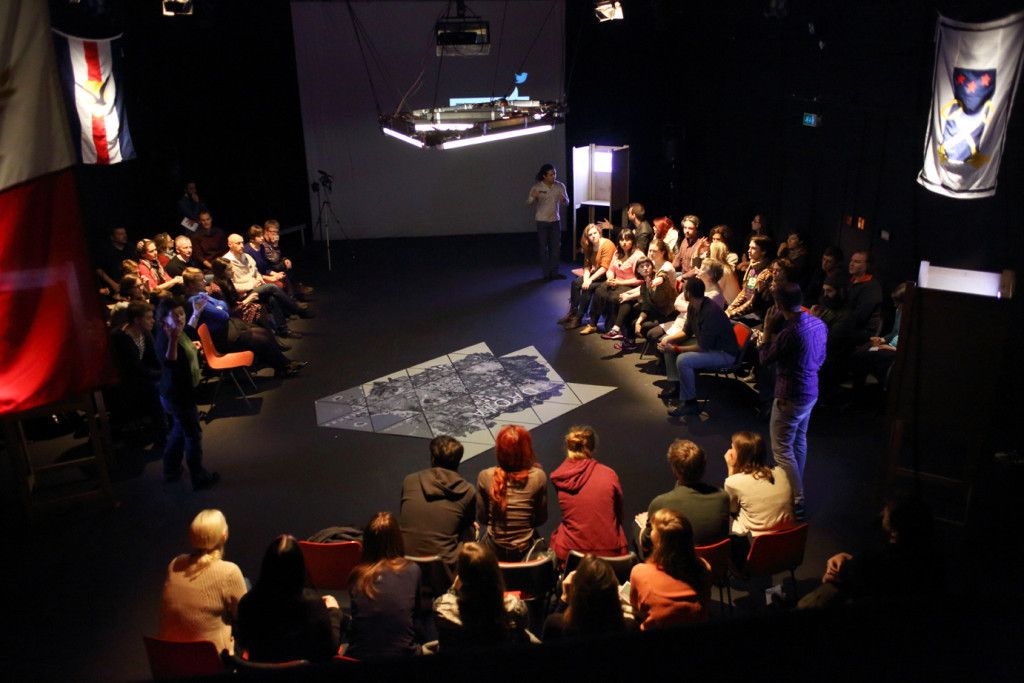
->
<box><xmin>162</xmin><ymin>0</ymin><xmax>193</xmax><ymax>17</ymax></box>
<box><xmin>594</xmin><ymin>1</ymin><xmax>624</xmax><ymax>22</ymax></box>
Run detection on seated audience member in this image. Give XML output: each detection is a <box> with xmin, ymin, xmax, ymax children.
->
<box><xmin>629</xmin><ymin>509</ymin><xmax>710</xmax><ymax>630</ymax></box>
<box><xmin>182</xmin><ymin>267</ymin><xmax>306</xmax><ymax>378</ymax></box>
<box><xmin>559</xmin><ymin>223</ymin><xmax>614</xmax><ymax>330</ymax></box>
<box><xmin>107</xmin><ymin>274</ymin><xmax>148</xmax><ymax>327</ymax></box>
<box><xmin>94</xmin><ymin>226</ymin><xmax>130</xmax><ymax>294</ymax></box>
<box><xmin>850</xmin><ymin>281</ymin><xmax>910</xmax><ymax>393</ymax></box>
<box><xmin>223</xmin><ymin>233</ymin><xmax>311</xmax><ymax>321</ymax></box>
<box><xmin>708</xmin><ymin>242</ymin><xmax>741</xmax><ymax>304</ymax></box>
<box><xmin>737</xmin><ymin>212</ymin><xmax>769</xmax><ymax>274</ymax></box>
<box><xmin>725</xmin><ymin>234</ymin><xmax>773</xmax><ymax>323</ymax></box>
<box><xmin>670</xmin><ymin>214</ymin><xmax>709</xmax><ymax>281</ymax></box>
<box><xmin>244</xmin><ymin>225</ymin><xmax>286</xmax><ymax>285</ymax></box>
<box><xmin>476</xmin><ymin>425</ymin><xmax>548</xmax><ymax>562</ymax></box>
<box><xmin>708</xmin><ymin>225</ymin><xmax>739</xmax><ymax>267</ymax></box>
<box><xmin>236</xmin><ymin>535</ymin><xmax>341</xmax><ymax>663</ymax></box>
<box><xmin>399</xmin><ymin>435</ymin><xmax>477</xmax><ymax>576</ymax></box>
<box><xmin>542</xmin><ymin>555</ymin><xmax>632</xmax><ymax>640</ymax></box>
<box><xmin>109</xmin><ymin>300</ymin><xmax>163</xmax><ymax>428</ymax></box>
<box><xmin>346</xmin><ymin>512</ymin><xmax>421</xmax><ymax>660</ymax></box>
<box><xmin>209</xmin><ymin>257</ymin><xmax>283</xmax><ymax>338</ymax></box>
<box><xmin>191</xmin><ymin>210</ymin><xmax>226</xmax><ymax>270</ymax></box>
<box><xmin>263</xmin><ymin>219</ymin><xmax>313</xmax><ymax>298</ymax></box>
<box><xmin>154</xmin><ymin>298</ymin><xmax>218</xmax><ymax>489</ymax></box>
<box><xmin>723</xmin><ymin>431</ymin><xmax>794</xmax><ymax>555</ymax></box>
<box><xmin>626</xmin><ymin>202</ymin><xmax>654</xmax><ymax>254</ymax></box>
<box><xmin>637</xmin><ymin>439</ymin><xmax>730</xmax><ymax>555</ymax></box>
<box><xmin>698</xmin><ymin>259</ymin><xmax>727</xmax><ymax>308</ymax></box>
<box><xmin>154</xmin><ymin>232</ymin><xmax>174</xmax><ymax>267</ymax></box>
<box><xmin>809</xmin><ymin>270</ymin><xmax>849</xmax><ymax>333</ymax></box>
<box><xmin>159</xmin><ymin>509</ymin><xmax>247</xmax><ymax>655</ymax></box>
<box><xmin>549</xmin><ymin>426</ymin><xmax>628</xmax><ymax>562</ymax></box>
<box><xmin>776</xmin><ymin>231</ymin><xmax>810</xmax><ymax>285</ymax></box>
<box><xmin>580</xmin><ymin>229</ymin><xmax>642</xmax><ymax>335</ymax></box>
<box><xmin>825</xmin><ymin>250</ymin><xmax>884</xmax><ymax>388</ymax></box>
<box><xmin>137</xmin><ymin>239</ymin><xmax>183</xmax><ymax>293</ymax></box>
<box><xmin>806</xmin><ymin>246</ymin><xmax>844</xmax><ymax>305</ymax></box>
<box><xmin>165</xmin><ymin>236</ymin><xmax>201</xmax><ymax>278</ymax></box>
<box><xmin>652</xmin><ymin>216</ymin><xmax>680</xmax><ymax>255</ymax></box>
<box><xmin>177</xmin><ymin>181</ymin><xmax>209</xmax><ymax>225</ymax></box>
<box><xmin>799</xmin><ymin>494</ymin><xmax>942</xmax><ymax>609</ymax></box>
<box><xmin>603</xmin><ymin>257</ymin><xmax>673</xmax><ymax>344</ymax></box>
<box><xmin>660</xmin><ymin>278</ymin><xmax>740</xmax><ymax>416</ymax></box>
<box><xmin>433</xmin><ymin>542</ymin><xmax>536</xmax><ymax>651</ymax></box>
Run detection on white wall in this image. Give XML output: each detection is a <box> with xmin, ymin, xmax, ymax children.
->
<box><xmin>291</xmin><ymin>1</ymin><xmax>566</xmax><ymax>240</ymax></box>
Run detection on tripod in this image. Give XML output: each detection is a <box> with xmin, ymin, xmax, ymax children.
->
<box><xmin>312</xmin><ymin>173</ymin><xmax>346</xmax><ymax>271</ymax></box>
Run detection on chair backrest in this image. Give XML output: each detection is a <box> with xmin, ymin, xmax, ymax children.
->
<box><xmin>143</xmin><ymin>636</ymin><xmax>223</xmax><ymax>680</ymax></box>
<box><xmin>744</xmin><ymin>523</ymin><xmax>809</xmax><ymax>577</ymax></box>
<box><xmin>695</xmin><ymin>537</ymin><xmax>732</xmax><ymax>586</ymax></box>
<box><xmin>498</xmin><ymin>555</ymin><xmax>557</xmax><ymax>600</ymax></box>
<box><xmin>298</xmin><ymin>540</ymin><xmax>363</xmax><ymax>590</ymax></box>
<box><xmin>196</xmin><ymin>323</ymin><xmax>220</xmax><ymax>359</ymax></box>
<box><xmin>564</xmin><ymin>550</ymin><xmax>637</xmax><ymax>584</ymax></box>
<box><xmin>225</xmin><ymin>651</ymin><xmax>310</xmax><ymax>672</ymax></box>
<box><xmin>406</xmin><ymin>554</ymin><xmax>451</xmax><ymax>601</ymax></box>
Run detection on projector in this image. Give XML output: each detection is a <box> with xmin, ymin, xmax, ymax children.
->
<box><xmin>435</xmin><ymin>18</ymin><xmax>490</xmax><ymax>56</ymax></box>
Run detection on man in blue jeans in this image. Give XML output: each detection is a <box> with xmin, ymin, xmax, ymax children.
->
<box><xmin>758</xmin><ymin>282</ymin><xmax>827</xmax><ymax>521</ymax></box>
<box><xmin>662</xmin><ymin>278</ymin><xmax>739</xmax><ymax>417</ymax></box>
<box><xmin>527</xmin><ymin>163</ymin><xmax>569</xmax><ymax>280</ymax></box>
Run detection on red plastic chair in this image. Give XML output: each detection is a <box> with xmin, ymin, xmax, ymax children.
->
<box><xmin>298</xmin><ymin>540</ymin><xmax>363</xmax><ymax>590</ymax></box>
<box><xmin>196</xmin><ymin>323</ymin><xmax>256</xmax><ymax>411</ymax></box>
<box><xmin>695</xmin><ymin>537</ymin><xmax>733</xmax><ymax>611</ymax></box>
<box><xmin>143</xmin><ymin>636</ymin><xmax>224</xmax><ymax>680</ymax></box>
<box><xmin>733</xmin><ymin>523</ymin><xmax>809</xmax><ymax>600</ymax></box>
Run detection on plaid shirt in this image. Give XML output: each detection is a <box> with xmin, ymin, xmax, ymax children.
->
<box><xmin>759</xmin><ymin>311</ymin><xmax>827</xmax><ymax>404</ymax></box>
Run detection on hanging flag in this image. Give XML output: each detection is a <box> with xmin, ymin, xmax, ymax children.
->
<box><xmin>918</xmin><ymin>10</ymin><xmax>1024</xmax><ymax>199</ymax></box>
<box><xmin>0</xmin><ymin>1</ymin><xmax>111</xmax><ymax>415</ymax></box>
<box><xmin>51</xmin><ymin>29</ymin><xmax>136</xmax><ymax>165</ymax></box>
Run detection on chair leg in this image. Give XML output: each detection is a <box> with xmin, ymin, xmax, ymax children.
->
<box><xmin>243</xmin><ymin>368</ymin><xmax>258</xmax><ymax>392</ymax></box>
<box><xmin>229</xmin><ymin>370</ymin><xmax>253</xmax><ymax>409</ymax></box>
<box><xmin>208</xmin><ymin>373</ymin><xmax>223</xmax><ymax>416</ymax></box>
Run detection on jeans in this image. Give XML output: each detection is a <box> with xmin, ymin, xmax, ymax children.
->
<box><xmin>536</xmin><ymin>221</ymin><xmax>561</xmax><ymax>277</ymax></box>
<box><xmin>672</xmin><ymin>349</ymin><xmax>736</xmax><ymax>400</ymax></box>
<box><xmin>569</xmin><ymin>276</ymin><xmax>601</xmax><ymax>320</ymax></box>
<box><xmin>161</xmin><ymin>397</ymin><xmax>204</xmax><ymax>480</ymax></box>
<box><xmin>770</xmin><ymin>397</ymin><xmax>816</xmax><ymax>505</ymax></box>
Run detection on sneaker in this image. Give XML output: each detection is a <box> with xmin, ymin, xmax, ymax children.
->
<box><xmin>658</xmin><ymin>383</ymin><xmax>680</xmax><ymax>399</ymax></box>
<box><xmin>601</xmin><ymin>329</ymin><xmax>625</xmax><ymax>340</ymax></box>
<box><xmin>192</xmin><ymin>471</ymin><xmax>220</xmax><ymax>490</ymax></box>
<box><xmin>614</xmin><ymin>340</ymin><xmax>639</xmax><ymax>351</ymax></box>
<box><xmin>579</xmin><ymin>324</ymin><xmax>597</xmax><ymax>335</ymax></box>
<box><xmin>668</xmin><ymin>402</ymin><xmax>700</xmax><ymax>417</ymax></box>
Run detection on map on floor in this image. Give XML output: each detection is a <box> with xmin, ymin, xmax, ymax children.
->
<box><xmin>315</xmin><ymin>343</ymin><xmax>616</xmax><ymax>460</ymax></box>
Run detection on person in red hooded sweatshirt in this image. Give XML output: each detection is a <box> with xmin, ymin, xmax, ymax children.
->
<box><xmin>549</xmin><ymin>426</ymin><xmax>629</xmax><ymax>563</ymax></box>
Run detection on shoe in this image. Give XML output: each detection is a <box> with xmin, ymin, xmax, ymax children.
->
<box><xmin>793</xmin><ymin>502</ymin><xmax>808</xmax><ymax>522</ymax></box>
<box><xmin>278</xmin><ymin>329</ymin><xmax>303</xmax><ymax>339</ymax></box>
<box><xmin>192</xmin><ymin>471</ymin><xmax>220</xmax><ymax>490</ymax></box>
<box><xmin>561</xmin><ymin>315</ymin><xmax>581</xmax><ymax>330</ymax></box>
<box><xmin>557</xmin><ymin>312</ymin><xmax>574</xmax><ymax>324</ymax></box>
<box><xmin>658</xmin><ymin>383</ymin><xmax>680</xmax><ymax>399</ymax></box>
<box><xmin>601</xmin><ymin>329</ymin><xmax>625</xmax><ymax>340</ymax></box>
<box><xmin>579</xmin><ymin>324</ymin><xmax>597</xmax><ymax>335</ymax></box>
<box><xmin>276</xmin><ymin>360</ymin><xmax>309</xmax><ymax>378</ymax></box>
<box><xmin>614</xmin><ymin>340</ymin><xmax>639</xmax><ymax>351</ymax></box>
<box><xmin>668</xmin><ymin>402</ymin><xmax>700</xmax><ymax>417</ymax></box>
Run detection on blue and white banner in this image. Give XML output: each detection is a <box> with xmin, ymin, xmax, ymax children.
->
<box><xmin>51</xmin><ymin>30</ymin><xmax>136</xmax><ymax>165</ymax></box>
<box><xmin>918</xmin><ymin>10</ymin><xmax>1024</xmax><ymax>199</ymax></box>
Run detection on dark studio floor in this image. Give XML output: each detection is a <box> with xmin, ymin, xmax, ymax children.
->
<box><xmin>6</xmin><ymin>232</ymin><xmax>1019</xmax><ymax>681</ymax></box>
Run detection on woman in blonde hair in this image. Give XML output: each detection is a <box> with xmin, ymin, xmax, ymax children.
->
<box><xmin>476</xmin><ymin>425</ymin><xmax>548</xmax><ymax>561</ymax></box>
<box><xmin>158</xmin><ymin>509</ymin><xmax>247</xmax><ymax>654</ymax></box>
<box><xmin>629</xmin><ymin>508</ymin><xmax>710</xmax><ymax>630</ymax></box>
<box><xmin>708</xmin><ymin>240</ymin><xmax>741</xmax><ymax>304</ymax></box>
<box><xmin>723</xmin><ymin>431</ymin><xmax>794</xmax><ymax>538</ymax></box>
<box><xmin>549</xmin><ymin>426</ymin><xmax>628</xmax><ymax>562</ymax></box>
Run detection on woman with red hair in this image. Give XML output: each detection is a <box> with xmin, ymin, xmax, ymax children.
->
<box><xmin>652</xmin><ymin>216</ymin><xmax>680</xmax><ymax>256</ymax></box>
<box><xmin>476</xmin><ymin>425</ymin><xmax>548</xmax><ymax>561</ymax></box>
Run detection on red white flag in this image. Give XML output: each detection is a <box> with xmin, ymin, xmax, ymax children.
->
<box><xmin>0</xmin><ymin>1</ymin><xmax>110</xmax><ymax>415</ymax></box>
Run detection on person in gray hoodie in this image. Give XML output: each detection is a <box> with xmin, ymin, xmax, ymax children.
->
<box><xmin>399</xmin><ymin>436</ymin><xmax>477</xmax><ymax>575</ymax></box>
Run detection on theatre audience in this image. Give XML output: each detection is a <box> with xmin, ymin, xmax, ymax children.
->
<box><xmin>542</xmin><ymin>555</ymin><xmax>632</xmax><ymax>640</ymax></box>
<box><xmin>637</xmin><ymin>439</ymin><xmax>730</xmax><ymax>555</ymax></box>
<box><xmin>671</xmin><ymin>214</ymin><xmax>709</xmax><ymax>281</ymax></box>
<box><xmin>165</xmin><ymin>235</ymin><xmax>200</xmax><ymax>278</ymax></box>
<box><xmin>236</xmin><ymin>535</ymin><xmax>341</xmax><ymax>663</ymax></box>
<box><xmin>626</xmin><ymin>203</ymin><xmax>654</xmax><ymax>254</ymax></box>
<box><xmin>263</xmin><ymin>219</ymin><xmax>314</xmax><ymax>298</ymax></box>
<box><xmin>223</xmin><ymin>233</ymin><xmax>311</xmax><ymax>323</ymax></box>
<box><xmin>399</xmin><ymin>436</ymin><xmax>477</xmax><ymax>576</ymax></box>
<box><xmin>737</xmin><ymin>212</ymin><xmax>769</xmax><ymax>275</ymax></box>
<box><xmin>709</xmin><ymin>225</ymin><xmax>739</xmax><ymax>267</ymax></box>
<box><xmin>726</xmin><ymin>234</ymin><xmax>773</xmax><ymax>323</ymax></box>
<box><xmin>137</xmin><ymin>239</ymin><xmax>182</xmax><ymax>293</ymax></box>
<box><xmin>433</xmin><ymin>542</ymin><xmax>536</xmax><ymax>651</ymax></box>
<box><xmin>776</xmin><ymin>231</ymin><xmax>810</xmax><ymax>286</ymax></box>
<box><xmin>94</xmin><ymin>225</ymin><xmax>131</xmax><ymax>295</ymax></box>
<box><xmin>549</xmin><ymin>426</ymin><xmax>628</xmax><ymax>562</ymax></box>
<box><xmin>476</xmin><ymin>425</ymin><xmax>548</xmax><ymax>561</ymax></box>
<box><xmin>652</xmin><ymin>216</ymin><xmax>680</xmax><ymax>254</ymax></box>
<box><xmin>629</xmin><ymin>508</ymin><xmax>710</xmax><ymax>630</ymax></box>
<box><xmin>177</xmin><ymin>181</ymin><xmax>209</xmax><ymax>225</ymax></box>
<box><xmin>560</xmin><ymin>223</ymin><xmax>614</xmax><ymax>330</ymax></box>
<box><xmin>346</xmin><ymin>512</ymin><xmax>421</xmax><ymax>660</ymax></box>
<box><xmin>580</xmin><ymin>229</ymin><xmax>642</xmax><ymax>335</ymax></box>
<box><xmin>708</xmin><ymin>243</ymin><xmax>741</xmax><ymax>304</ymax></box>
<box><xmin>159</xmin><ymin>509</ymin><xmax>247</xmax><ymax>655</ymax></box>
<box><xmin>108</xmin><ymin>300</ymin><xmax>163</xmax><ymax>429</ymax></box>
<box><xmin>723</xmin><ymin>431</ymin><xmax>795</xmax><ymax>559</ymax></box>
<box><xmin>806</xmin><ymin>246</ymin><xmax>844</xmax><ymax>305</ymax></box>
<box><xmin>191</xmin><ymin>210</ymin><xmax>227</xmax><ymax>270</ymax></box>
<box><xmin>850</xmin><ymin>281</ymin><xmax>910</xmax><ymax>394</ymax></box>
